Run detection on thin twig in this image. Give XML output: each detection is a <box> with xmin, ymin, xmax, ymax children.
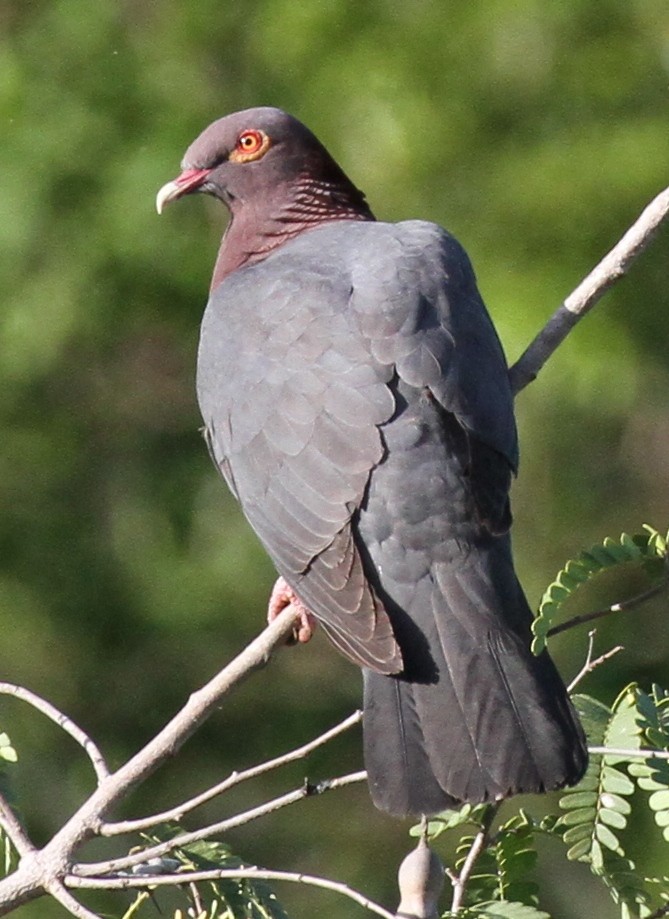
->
<box><xmin>0</xmin><ymin>683</ymin><xmax>110</xmax><ymax>784</ymax></box>
<box><xmin>188</xmin><ymin>880</ymin><xmax>204</xmax><ymax>915</ymax></box>
<box><xmin>120</xmin><ymin>890</ymin><xmax>151</xmax><ymax>919</ymax></box>
<box><xmin>567</xmin><ymin>631</ymin><xmax>624</xmax><ymax>691</ymax></box>
<box><xmin>102</xmin><ymin>710</ymin><xmax>363</xmax><ymax>836</ymax></box>
<box><xmin>547</xmin><ymin>579</ymin><xmax>667</xmax><ymax>639</ymax></box>
<box><xmin>510</xmin><ymin>184</ymin><xmax>669</xmax><ymax>394</ymax></box>
<box><xmin>76</xmin><ymin>771</ymin><xmax>366</xmax><ymax>878</ymax></box>
<box><xmin>66</xmin><ymin>867</ymin><xmax>396</xmax><ymax>919</ymax></box>
<box><xmin>48</xmin><ymin>883</ymin><xmax>102</xmax><ymax>919</ymax></box>
<box><xmin>0</xmin><ymin>794</ymin><xmax>35</xmax><ymax>859</ymax></box>
<box><xmin>449</xmin><ymin>804</ymin><xmax>498</xmax><ymax>913</ymax></box>
<box><xmin>588</xmin><ymin>747</ymin><xmax>669</xmax><ymax>760</ymax></box>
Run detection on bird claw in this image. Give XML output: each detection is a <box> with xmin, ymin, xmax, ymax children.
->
<box><xmin>267</xmin><ymin>576</ymin><xmax>316</xmax><ymax>645</ymax></box>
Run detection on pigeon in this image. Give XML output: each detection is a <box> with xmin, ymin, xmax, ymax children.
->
<box><xmin>157</xmin><ymin>107</ymin><xmax>587</xmax><ymax>817</ymax></box>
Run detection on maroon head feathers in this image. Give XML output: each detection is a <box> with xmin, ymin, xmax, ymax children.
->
<box><xmin>157</xmin><ymin>107</ymin><xmax>375</xmax><ymax>286</ymax></box>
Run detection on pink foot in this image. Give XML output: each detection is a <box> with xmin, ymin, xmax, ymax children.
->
<box><xmin>268</xmin><ymin>576</ymin><xmax>317</xmax><ymax>644</ymax></box>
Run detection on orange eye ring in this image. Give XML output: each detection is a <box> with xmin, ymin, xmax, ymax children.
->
<box><xmin>238</xmin><ymin>130</ymin><xmax>263</xmax><ymax>152</ymax></box>
<box><xmin>230</xmin><ymin>129</ymin><xmax>271</xmax><ymax>163</ymax></box>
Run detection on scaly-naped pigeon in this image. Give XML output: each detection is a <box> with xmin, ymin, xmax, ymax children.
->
<box><xmin>157</xmin><ymin>107</ymin><xmax>587</xmax><ymax>817</ymax></box>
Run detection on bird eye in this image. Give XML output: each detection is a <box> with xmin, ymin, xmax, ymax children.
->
<box><xmin>230</xmin><ymin>129</ymin><xmax>271</xmax><ymax>163</ymax></box>
<box><xmin>238</xmin><ymin>131</ymin><xmax>263</xmax><ymax>153</ymax></box>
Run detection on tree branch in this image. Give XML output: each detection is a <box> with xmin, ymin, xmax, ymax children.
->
<box><xmin>567</xmin><ymin>631</ymin><xmax>624</xmax><ymax>691</ymax></box>
<box><xmin>0</xmin><ymin>607</ymin><xmax>298</xmax><ymax>915</ymax></box>
<box><xmin>0</xmin><ymin>683</ymin><xmax>110</xmax><ymax>784</ymax></box>
<box><xmin>510</xmin><ymin>184</ymin><xmax>669</xmax><ymax>394</ymax></box>
<box><xmin>0</xmin><ymin>795</ymin><xmax>34</xmax><ymax>860</ymax></box>
<box><xmin>449</xmin><ymin>804</ymin><xmax>498</xmax><ymax>913</ymax></box>
<box><xmin>587</xmin><ymin>747</ymin><xmax>669</xmax><ymax>760</ymax></box>
<box><xmin>47</xmin><ymin>883</ymin><xmax>102</xmax><ymax>919</ymax></box>
<box><xmin>102</xmin><ymin>710</ymin><xmax>363</xmax><ymax>836</ymax></box>
<box><xmin>77</xmin><ymin>770</ymin><xmax>367</xmax><ymax>878</ymax></box>
<box><xmin>66</xmin><ymin>867</ymin><xmax>396</xmax><ymax>919</ymax></box>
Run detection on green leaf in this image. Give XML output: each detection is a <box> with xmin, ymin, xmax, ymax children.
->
<box><xmin>471</xmin><ymin>902</ymin><xmax>552</xmax><ymax>919</ymax></box>
<box><xmin>589</xmin><ymin>847</ymin><xmax>654</xmax><ymax>917</ymax></box>
<box><xmin>599</xmin><ymin>793</ymin><xmax>631</xmax><ymax>815</ymax></box>
<box><xmin>138</xmin><ymin>832</ymin><xmax>290</xmax><ymax>919</ymax></box>
<box><xmin>599</xmin><ymin>808</ymin><xmax>627</xmax><ymax>830</ymax></box>
<box><xmin>416</xmin><ymin>802</ymin><xmax>491</xmax><ymax>838</ymax></box>
<box><xmin>559</xmin><ymin>791</ymin><xmax>598</xmax><ymax>810</ymax></box>
<box><xmin>562</xmin><ymin>823</ymin><xmax>592</xmax><ymax>846</ymax></box>
<box><xmin>566</xmin><ymin>837</ymin><xmax>592</xmax><ymax>861</ymax></box>
<box><xmin>560</xmin><ymin>807</ymin><xmax>596</xmax><ymax>827</ymax></box>
<box><xmin>595</xmin><ymin>820</ymin><xmax>622</xmax><ymax>852</ymax></box>
<box><xmin>626</xmin><ymin>684</ymin><xmax>669</xmax><ymax>845</ymax></box>
<box><xmin>572</xmin><ymin>694</ymin><xmax>613</xmax><ymax>744</ymax></box>
<box><xmin>649</xmin><ymin>790</ymin><xmax>669</xmax><ymax>811</ymax></box>
<box><xmin>601</xmin><ymin>765</ymin><xmax>635</xmax><ymax>796</ymax></box>
<box><xmin>0</xmin><ymin>734</ymin><xmax>17</xmax><ymax>765</ymax></box>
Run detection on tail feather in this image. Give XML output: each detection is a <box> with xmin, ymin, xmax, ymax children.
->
<box><xmin>362</xmin><ymin>548</ymin><xmax>587</xmax><ymax>817</ymax></box>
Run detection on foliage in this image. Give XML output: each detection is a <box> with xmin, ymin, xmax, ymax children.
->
<box><xmin>422</xmin><ymin>674</ymin><xmax>669</xmax><ymax>917</ymax></box>
<box><xmin>122</xmin><ymin>834</ymin><xmax>289</xmax><ymax>919</ymax></box>
<box><xmin>450</xmin><ymin>904</ymin><xmax>551</xmax><ymax>919</ymax></box>
<box><xmin>629</xmin><ymin>685</ymin><xmax>669</xmax><ymax>842</ymax></box>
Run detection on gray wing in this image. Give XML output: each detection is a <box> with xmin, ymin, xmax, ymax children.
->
<box><xmin>196</xmin><ymin>220</ymin><xmax>516</xmax><ymax>673</ymax></box>
<box><xmin>349</xmin><ymin>220</ymin><xmax>517</xmax><ymax>471</ymax></box>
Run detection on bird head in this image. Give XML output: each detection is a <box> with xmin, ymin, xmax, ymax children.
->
<box><xmin>156</xmin><ymin>106</ymin><xmax>372</xmax><ymax>219</ymax></box>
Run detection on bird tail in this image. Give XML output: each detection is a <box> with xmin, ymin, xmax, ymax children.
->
<box><xmin>362</xmin><ymin>546</ymin><xmax>588</xmax><ymax>818</ymax></box>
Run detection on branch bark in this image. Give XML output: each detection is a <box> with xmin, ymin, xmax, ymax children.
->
<box><xmin>77</xmin><ymin>770</ymin><xmax>366</xmax><ymax>878</ymax></box>
<box><xmin>66</xmin><ymin>867</ymin><xmax>397</xmax><ymax>919</ymax></box>
<box><xmin>102</xmin><ymin>710</ymin><xmax>363</xmax><ymax>836</ymax></box>
<box><xmin>0</xmin><ymin>683</ymin><xmax>109</xmax><ymax>783</ymax></box>
<box><xmin>509</xmin><ymin>184</ymin><xmax>669</xmax><ymax>394</ymax></box>
<box><xmin>567</xmin><ymin>630</ymin><xmax>624</xmax><ymax>691</ymax></box>
<box><xmin>449</xmin><ymin>805</ymin><xmax>498</xmax><ymax>913</ymax></box>
<box><xmin>0</xmin><ymin>607</ymin><xmax>298</xmax><ymax>915</ymax></box>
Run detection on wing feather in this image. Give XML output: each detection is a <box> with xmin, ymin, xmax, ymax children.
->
<box><xmin>197</xmin><ymin>220</ymin><xmax>516</xmax><ymax>672</ymax></box>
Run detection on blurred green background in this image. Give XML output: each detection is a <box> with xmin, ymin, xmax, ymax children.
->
<box><xmin>1</xmin><ymin>1</ymin><xmax>668</xmax><ymax>916</ymax></box>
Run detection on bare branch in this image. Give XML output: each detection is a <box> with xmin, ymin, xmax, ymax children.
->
<box><xmin>0</xmin><ymin>607</ymin><xmax>298</xmax><ymax>915</ymax></box>
<box><xmin>66</xmin><ymin>867</ymin><xmax>396</xmax><ymax>919</ymax></box>
<box><xmin>0</xmin><ymin>794</ymin><xmax>35</xmax><ymax>859</ymax></box>
<box><xmin>567</xmin><ymin>631</ymin><xmax>624</xmax><ymax>691</ymax></box>
<box><xmin>510</xmin><ymin>184</ymin><xmax>669</xmax><ymax>394</ymax></box>
<box><xmin>47</xmin><ymin>883</ymin><xmax>102</xmax><ymax>919</ymax></box>
<box><xmin>588</xmin><ymin>747</ymin><xmax>669</xmax><ymax>760</ymax></box>
<box><xmin>0</xmin><ymin>683</ymin><xmax>110</xmax><ymax>784</ymax></box>
<box><xmin>449</xmin><ymin>805</ymin><xmax>498</xmax><ymax>914</ymax></box>
<box><xmin>102</xmin><ymin>710</ymin><xmax>363</xmax><ymax>836</ymax></box>
<box><xmin>77</xmin><ymin>770</ymin><xmax>366</xmax><ymax>878</ymax></box>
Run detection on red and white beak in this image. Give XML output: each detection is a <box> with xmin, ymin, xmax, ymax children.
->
<box><xmin>156</xmin><ymin>167</ymin><xmax>212</xmax><ymax>214</ymax></box>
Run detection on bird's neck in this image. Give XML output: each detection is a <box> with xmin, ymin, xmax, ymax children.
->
<box><xmin>210</xmin><ymin>175</ymin><xmax>375</xmax><ymax>291</ymax></box>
